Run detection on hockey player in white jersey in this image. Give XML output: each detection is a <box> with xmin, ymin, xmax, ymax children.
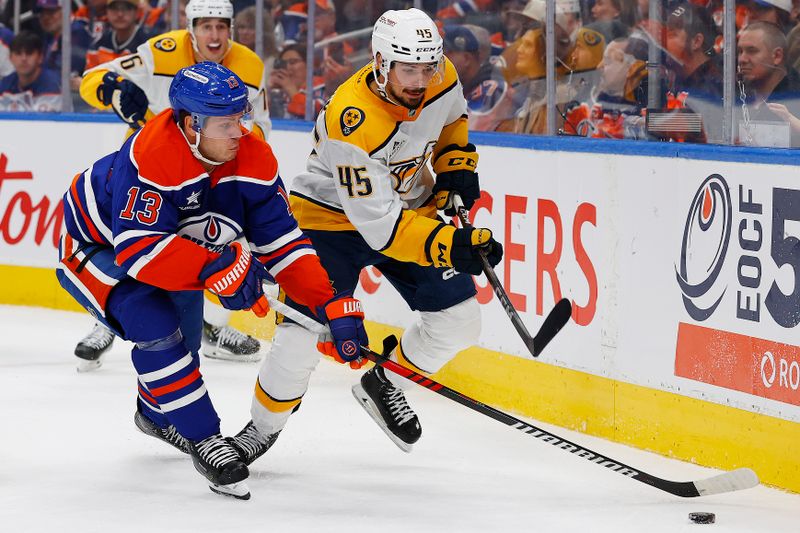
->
<box><xmin>228</xmin><ymin>8</ymin><xmax>503</xmax><ymax>462</ymax></box>
<box><xmin>74</xmin><ymin>0</ymin><xmax>270</xmax><ymax>365</ymax></box>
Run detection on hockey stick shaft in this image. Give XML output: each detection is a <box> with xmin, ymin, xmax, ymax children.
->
<box><xmin>265</xmin><ymin>295</ymin><xmax>759</xmax><ymax>498</ymax></box>
<box><xmin>452</xmin><ymin>194</ymin><xmax>572</xmax><ymax>357</ymax></box>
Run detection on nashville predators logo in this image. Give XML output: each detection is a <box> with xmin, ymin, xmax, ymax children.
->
<box><xmin>154</xmin><ymin>37</ymin><xmax>177</xmax><ymax>52</ymax></box>
<box><xmin>340</xmin><ymin>106</ymin><xmax>365</xmax><ymax>136</ymax></box>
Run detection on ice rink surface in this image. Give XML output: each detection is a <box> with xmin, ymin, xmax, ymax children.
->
<box><xmin>1</xmin><ymin>305</ymin><xmax>798</xmax><ymax>533</ymax></box>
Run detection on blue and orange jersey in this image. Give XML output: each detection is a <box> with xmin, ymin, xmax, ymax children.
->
<box><xmin>62</xmin><ymin>109</ymin><xmax>334</xmax><ymax>309</ymax></box>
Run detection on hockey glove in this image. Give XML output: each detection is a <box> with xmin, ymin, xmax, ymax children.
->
<box><xmin>428</xmin><ymin>225</ymin><xmax>503</xmax><ymax>276</ymax></box>
<box><xmin>200</xmin><ymin>242</ymin><xmax>271</xmax><ymax>317</ymax></box>
<box><xmin>316</xmin><ymin>292</ymin><xmax>369</xmax><ymax>369</ymax></box>
<box><xmin>97</xmin><ymin>72</ymin><xmax>148</xmax><ymax>129</ymax></box>
<box><xmin>432</xmin><ymin>143</ymin><xmax>480</xmax><ymax>216</ymax></box>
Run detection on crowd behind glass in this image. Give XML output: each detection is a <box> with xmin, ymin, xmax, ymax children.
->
<box><xmin>2</xmin><ymin>0</ymin><xmax>799</xmax><ymax>147</ymax></box>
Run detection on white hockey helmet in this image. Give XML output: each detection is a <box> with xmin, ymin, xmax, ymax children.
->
<box><xmin>186</xmin><ymin>0</ymin><xmax>235</xmax><ymax>48</ymax></box>
<box><xmin>371</xmin><ymin>8</ymin><xmax>444</xmax><ymax>97</ymax></box>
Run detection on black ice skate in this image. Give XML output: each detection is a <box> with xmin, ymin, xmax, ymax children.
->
<box><xmin>228</xmin><ymin>421</ymin><xmax>281</xmax><ymax>465</ymax></box>
<box><xmin>189</xmin><ymin>433</ymin><xmax>250</xmax><ymax>500</ymax></box>
<box><xmin>133</xmin><ymin>409</ymin><xmax>190</xmax><ymax>454</ymax></box>
<box><xmin>352</xmin><ymin>365</ymin><xmax>421</xmax><ymax>453</ymax></box>
<box><xmin>201</xmin><ymin>321</ymin><xmax>262</xmax><ymax>362</ymax></box>
<box><xmin>74</xmin><ymin>322</ymin><xmax>114</xmax><ymax>372</ymax></box>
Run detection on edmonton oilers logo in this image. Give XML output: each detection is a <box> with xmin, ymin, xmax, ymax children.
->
<box><xmin>675</xmin><ymin>174</ymin><xmax>732</xmax><ymax>321</ymax></box>
<box><xmin>204</xmin><ymin>217</ymin><xmax>221</xmax><ymax>242</ymax></box>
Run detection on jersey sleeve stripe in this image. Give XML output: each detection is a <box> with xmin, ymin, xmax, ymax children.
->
<box><xmin>81</xmin><ymin>164</ymin><xmax>113</xmax><ymax>243</ymax></box>
<box><xmin>113</xmin><ymin>228</ymin><xmax>168</xmax><ymax>248</ymax></box>
<box><xmin>267</xmin><ymin>248</ymin><xmax>317</xmax><ymax>278</ymax></box>
<box><xmin>250</xmin><ymin>227</ymin><xmax>304</xmax><ymax>254</ymax></box>
<box><xmin>126</xmin><ymin>234</ymin><xmax>176</xmax><ymax>278</ymax></box>
<box><xmin>216</xmin><ymin>172</ymin><xmax>279</xmax><ymax>187</ymax></box>
<box><xmin>258</xmin><ymin>237</ymin><xmax>313</xmax><ymax>265</ymax></box>
<box><xmin>63</xmin><ymin>190</ymin><xmax>91</xmax><ymax>242</ymax></box>
<box><xmin>115</xmin><ymin>234</ymin><xmax>164</xmax><ymax>266</ymax></box>
<box><xmin>70</xmin><ymin>173</ymin><xmax>105</xmax><ymax>243</ymax></box>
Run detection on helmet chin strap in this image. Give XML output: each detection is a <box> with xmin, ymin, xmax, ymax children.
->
<box><xmin>178</xmin><ymin>125</ymin><xmax>225</xmax><ymax>167</ymax></box>
<box><xmin>372</xmin><ymin>61</ymin><xmax>402</xmax><ymax>106</ymax></box>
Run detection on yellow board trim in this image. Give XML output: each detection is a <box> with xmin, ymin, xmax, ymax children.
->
<box><xmin>5</xmin><ymin>264</ymin><xmax>798</xmax><ymax>493</ymax></box>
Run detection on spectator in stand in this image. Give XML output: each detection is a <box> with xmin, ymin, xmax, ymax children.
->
<box><xmin>1</xmin><ymin>0</ymin><xmax>42</xmax><ymax>35</ymax></box>
<box><xmin>0</xmin><ymin>21</ymin><xmax>13</xmax><ymax>78</ymax></box>
<box><xmin>747</xmin><ymin>0</ymin><xmax>793</xmax><ymax>33</ymax></box>
<box><xmin>563</xmin><ymin>34</ymin><xmax>649</xmax><ymax>139</ymax></box>
<box><xmin>35</xmin><ymin>0</ymin><xmax>92</xmax><ymax>86</ymax></box>
<box><xmin>500</xmin><ymin>0</ymin><xmax>581</xmax><ymax>84</ymax></box>
<box><xmin>233</xmin><ymin>5</ymin><xmax>278</xmax><ymax>62</ymax></box>
<box><xmin>587</xmin><ymin>0</ymin><xmax>637</xmax><ymax>42</ymax></box>
<box><xmin>268</xmin><ymin>43</ymin><xmax>324</xmax><ymax>119</ymax></box>
<box><xmin>736</xmin><ymin>20</ymin><xmax>800</xmax><ymax>146</ymax></box>
<box><xmin>84</xmin><ymin>0</ymin><xmax>150</xmax><ymax>71</ymax></box>
<box><xmin>278</xmin><ymin>0</ymin><xmax>353</xmax><ymax>99</ymax></box>
<box><xmin>143</xmin><ymin>0</ymin><xmax>188</xmax><ymax>35</ymax></box>
<box><xmin>73</xmin><ymin>0</ymin><xmax>110</xmax><ymax>42</ymax></box>
<box><xmin>662</xmin><ymin>2</ymin><xmax>722</xmax><ymax>142</ymax></box>
<box><xmin>0</xmin><ymin>31</ymin><xmax>61</xmax><ymax>111</ymax></box>
<box><xmin>445</xmin><ymin>24</ymin><xmax>513</xmax><ymax>131</ymax></box>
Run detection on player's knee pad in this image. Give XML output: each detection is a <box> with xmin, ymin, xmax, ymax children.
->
<box><xmin>400</xmin><ymin>297</ymin><xmax>481</xmax><ymax>374</ymax></box>
<box><xmin>251</xmin><ymin>323</ymin><xmax>320</xmax><ymax>434</ymax></box>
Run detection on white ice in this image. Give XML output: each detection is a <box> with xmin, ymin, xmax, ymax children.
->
<box><xmin>1</xmin><ymin>305</ymin><xmax>798</xmax><ymax>533</ymax></box>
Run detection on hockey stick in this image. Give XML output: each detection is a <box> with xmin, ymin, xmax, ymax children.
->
<box><xmin>451</xmin><ymin>193</ymin><xmax>572</xmax><ymax>357</ymax></box>
<box><xmin>266</xmin><ymin>294</ymin><xmax>760</xmax><ymax>498</ymax></box>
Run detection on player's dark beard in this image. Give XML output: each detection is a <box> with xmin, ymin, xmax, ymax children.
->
<box><xmin>390</xmin><ymin>84</ymin><xmax>424</xmax><ymax>109</ymax></box>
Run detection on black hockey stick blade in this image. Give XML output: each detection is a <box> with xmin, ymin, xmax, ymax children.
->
<box><xmin>452</xmin><ymin>194</ymin><xmax>569</xmax><ymax>358</ymax></box>
<box><xmin>532</xmin><ymin>298</ymin><xmax>572</xmax><ymax>357</ymax></box>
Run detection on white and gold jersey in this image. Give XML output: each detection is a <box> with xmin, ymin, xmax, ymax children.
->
<box><xmin>79</xmin><ymin>30</ymin><xmax>271</xmax><ymax>139</ymax></box>
<box><xmin>290</xmin><ymin>59</ymin><xmax>472</xmax><ymax>266</ymax></box>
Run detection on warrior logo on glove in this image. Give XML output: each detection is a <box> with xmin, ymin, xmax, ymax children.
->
<box><xmin>208</xmin><ymin>245</ymin><xmax>251</xmax><ymax>295</ymax></box>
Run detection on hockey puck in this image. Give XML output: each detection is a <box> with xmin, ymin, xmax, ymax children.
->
<box><xmin>689</xmin><ymin>512</ymin><xmax>716</xmax><ymax>524</ymax></box>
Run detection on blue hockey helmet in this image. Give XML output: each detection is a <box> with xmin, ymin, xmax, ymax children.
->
<box><xmin>169</xmin><ymin>61</ymin><xmax>252</xmax><ymax>138</ymax></box>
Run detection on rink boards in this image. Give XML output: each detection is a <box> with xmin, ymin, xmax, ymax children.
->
<box><xmin>0</xmin><ymin>115</ymin><xmax>798</xmax><ymax>493</ymax></box>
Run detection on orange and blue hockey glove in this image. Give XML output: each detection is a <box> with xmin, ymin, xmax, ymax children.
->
<box><xmin>200</xmin><ymin>242</ymin><xmax>270</xmax><ymax>318</ymax></box>
<box><xmin>316</xmin><ymin>292</ymin><xmax>369</xmax><ymax>369</ymax></box>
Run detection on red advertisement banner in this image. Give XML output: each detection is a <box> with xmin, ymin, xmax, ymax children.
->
<box><xmin>675</xmin><ymin>322</ymin><xmax>800</xmax><ymax>406</ymax></box>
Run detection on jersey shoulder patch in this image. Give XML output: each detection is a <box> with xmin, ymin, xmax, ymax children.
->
<box><xmin>340</xmin><ymin>106</ymin><xmax>365</xmax><ymax>136</ymax></box>
<box><xmin>153</xmin><ymin>36</ymin><xmax>177</xmax><ymax>52</ymax></box>
<box><xmin>149</xmin><ymin>30</ymin><xmax>194</xmax><ymax>76</ymax></box>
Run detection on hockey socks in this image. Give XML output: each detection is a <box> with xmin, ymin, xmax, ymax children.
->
<box><xmin>132</xmin><ymin>332</ymin><xmax>220</xmax><ymax>442</ymax></box>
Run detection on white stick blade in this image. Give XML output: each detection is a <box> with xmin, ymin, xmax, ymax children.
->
<box><xmin>694</xmin><ymin>467</ymin><xmax>760</xmax><ymax>496</ymax></box>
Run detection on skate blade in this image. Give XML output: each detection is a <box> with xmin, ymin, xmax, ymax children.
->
<box><xmin>201</xmin><ymin>342</ymin><xmax>264</xmax><ymax>363</ymax></box>
<box><xmin>76</xmin><ymin>358</ymin><xmax>102</xmax><ymax>372</ymax></box>
<box><xmin>351</xmin><ymin>384</ymin><xmax>413</xmax><ymax>453</ymax></box>
<box><xmin>208</xmin><ymin>480</ymin><xmax>251</xmax><ymax>500</ymax></box>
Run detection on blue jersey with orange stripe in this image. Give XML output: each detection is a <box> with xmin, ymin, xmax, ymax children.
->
<box><xmin>61</xmin><ymin>109</ymin><xmax>334</xmax><ymax>311</ymax></box>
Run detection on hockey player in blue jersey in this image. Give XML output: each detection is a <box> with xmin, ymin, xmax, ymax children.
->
<box><xmin>56</xmin><ymin>62</ymin><xmax>368</xmax><ymax>499</ymax></box>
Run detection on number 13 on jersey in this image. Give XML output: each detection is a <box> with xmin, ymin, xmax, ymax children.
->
<box><xmin>337</xmin><ymin>165</ymin><xmax>372</xmax><ymax>197</ymax></box>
